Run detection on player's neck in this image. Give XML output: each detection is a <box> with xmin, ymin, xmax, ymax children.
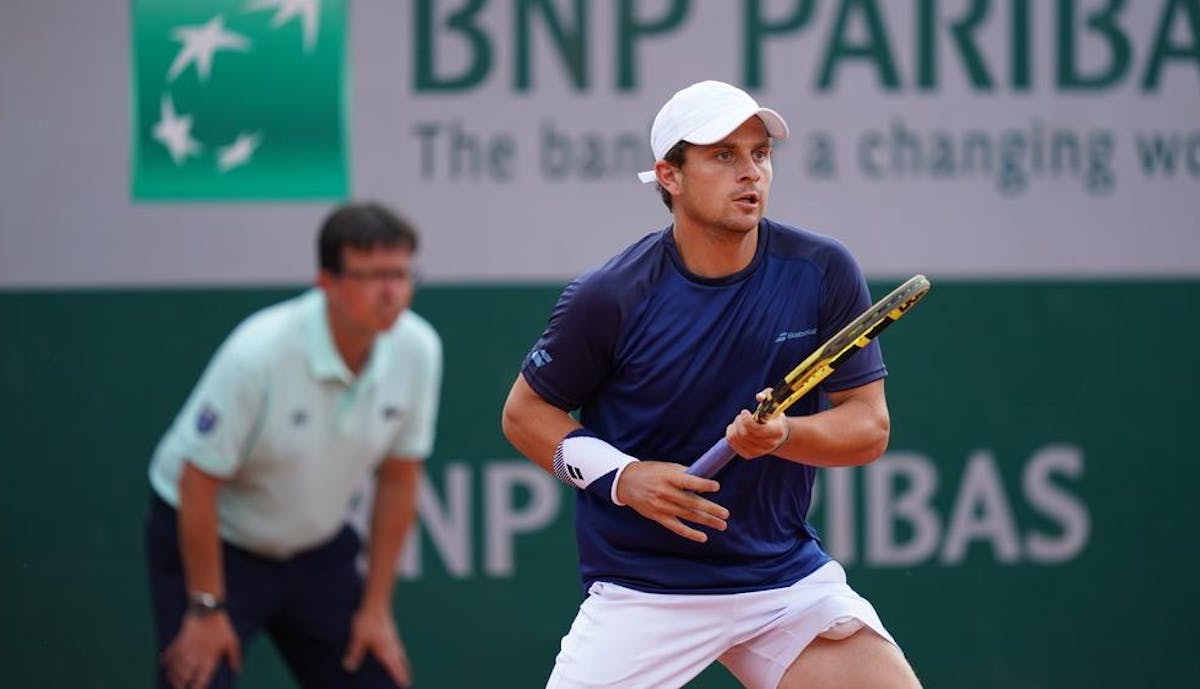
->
<box><xmin>670</xmin><ymin>219</ymin><xmax>759</xmax><ymax>279</ymax></box>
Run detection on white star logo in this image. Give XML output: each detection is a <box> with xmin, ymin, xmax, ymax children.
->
<box><xmin>167</xmin><ymin>15</ymin><xmax>251</xmax><ymax>82</ymax></box>
<box><xmin>152</xmin><ymin>94</ymin><xmax>202</xmax><ymax>165</ymax></box>
<box><xmin>217</xmin><ymin>132</ymin><xmax>263</xmax><ymax>172</ymax></box>
<box><xmin>245</xmin><ymin>0</ymin><xmax>320</xmax><ymax>52</ymax></box>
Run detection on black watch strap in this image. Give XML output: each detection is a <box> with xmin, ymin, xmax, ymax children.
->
<box><xmin>187</xmin><ymin>591</ymin><xmax>227</xmax><ymax>616</ymax></box>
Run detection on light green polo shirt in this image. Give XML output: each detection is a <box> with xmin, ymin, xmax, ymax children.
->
<box><xmin>149</xmin><ymin>288</ymin><xmax>442</xmax><ymax>559</ymax></box>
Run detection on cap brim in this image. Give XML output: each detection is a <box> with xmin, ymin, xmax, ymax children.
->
<box><xmin>755</xmin><ymin>108</ymin><xmax>789</xmax><ymax>140</ymax></box>
<box><xmin>686</xmin><ymin>107</ymin><xmax>789</xmax><ymax>146</ymax></box>
<box><xmin>637</xmin><ymin>107</ymin><xmax>789</xmax><ymax>184</ymax></box>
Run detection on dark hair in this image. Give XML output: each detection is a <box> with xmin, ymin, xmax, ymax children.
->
<box><xmin>317</xmin><ymin>202</ymin><xmax>419</xmax><ymax>273</ymax></box>
<box><xmin>656</xmin><ymin>141</ymin><xmax>691</xmax><ymax>211</ymax></box>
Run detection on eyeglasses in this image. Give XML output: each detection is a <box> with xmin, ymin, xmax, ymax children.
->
<box><xmin>336</xmin><ymin>267</ymin><xmax>421</xmax><ymax>284</ymax></box>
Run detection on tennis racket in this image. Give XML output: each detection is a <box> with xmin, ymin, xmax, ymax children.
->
<box><xmin>686</xmin><ymin>274</ymin><xmax>931</xmax><ymax>478</ymax></box>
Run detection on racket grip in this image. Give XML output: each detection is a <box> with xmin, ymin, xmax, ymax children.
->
<box><xmin>686</xmin><ymin>438</ymin><xmax>737</xmax><ymax>478</ymax></box>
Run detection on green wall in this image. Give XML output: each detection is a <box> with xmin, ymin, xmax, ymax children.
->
<box><xmin>1</xmin><ymin>281</ymin><xmax>1197</xmax><ymax>687</ymax></box>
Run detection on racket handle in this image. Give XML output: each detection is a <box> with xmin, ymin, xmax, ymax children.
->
<box><xmin>686</xmin><ymin>438</ymin><xmax>737</xmax><ymax>478</ymax></box>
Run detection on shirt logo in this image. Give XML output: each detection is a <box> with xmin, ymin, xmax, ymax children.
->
<box><xmin>529</xmin><ymin>348</ymin><xmax>553</xmax><ymax>368</ymax></box>
<box><xmin>196</xmin><ymin>405</ymin><xmax>219</xmax><ymax>434</ymax></box>
<box><xmin>382</xmin><ymin>405</ymin><xmax>404</xmax><ymax>420</ymax></box>
<box><xmin>774</xmin><ymin>328</ymin><xmax>816</xmax><ymax>344</ymax></box>
<box><xmin>291</xmin><ymin>409</ymin><xmax>308</xmax><ymax>427</ymax></box>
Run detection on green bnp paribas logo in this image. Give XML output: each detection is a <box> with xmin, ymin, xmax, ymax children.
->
<box><xmin>131</xmin><ymin>0</ymin><xmax>347</xmax><ymax>200</ymax></box>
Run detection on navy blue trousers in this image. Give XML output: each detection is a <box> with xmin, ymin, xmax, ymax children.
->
<box><xmin>145</xmin><ymin>493</ymin><xmax>405</xmax><ymax>689</ymax></box>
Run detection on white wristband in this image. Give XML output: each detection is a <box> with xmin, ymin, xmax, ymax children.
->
<box><xmin>553</xmin><ymin>434</ymin><xmax>638</xmax><ymax>505</ymax></box>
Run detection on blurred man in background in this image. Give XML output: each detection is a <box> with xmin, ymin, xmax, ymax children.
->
<box><xmin>145</xmin><ymin>202</ymin><xmax>442</xmax><ymax>689</ymax></box>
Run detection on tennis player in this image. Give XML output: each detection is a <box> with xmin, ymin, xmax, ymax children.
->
<box><xmin>502</xmin><ymin>81</ymin><xmax>921</xmax><ymax>688</ymax></box>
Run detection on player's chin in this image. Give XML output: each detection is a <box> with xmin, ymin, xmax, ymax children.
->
<box><xmin>723</xmin><ymin>215</ymin><xmax>761</xmax><ymax>233</ymax></box>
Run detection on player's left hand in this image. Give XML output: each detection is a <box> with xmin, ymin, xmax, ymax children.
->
<box><xmin>726</xmin><ymin>388</ymin><xmax>791</xmax><ymax>458</ymax></box>
<box><xmin>343</xmin><ymin>605</ymin><xmax>411</xmax><ymax>687</ymax></box>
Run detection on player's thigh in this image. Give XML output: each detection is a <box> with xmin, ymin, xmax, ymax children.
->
<box><xmin>546</xmin><ymin>582</ymin><xmax>729</xmax><ymax>689</ymax></box>
<box><xmin>777</xmin><ymin>629</ymin><xmax>920</xmax><ymax>689</ymax></box>
<box><xmin>718</xmin><ymin>561</ymin><xmax>899</xmax><ymax>689</ymax></box>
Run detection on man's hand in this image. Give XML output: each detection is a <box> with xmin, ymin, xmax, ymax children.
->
<box><xmin>726</xmin><ymin>388</ymin><xmax>790</xmax><ymax>459</ymax></box>
<box><xmin>343</xmin><ymin>605</ymin><xmax>411</xmax><ymax>688</ymax></box>
<box><xmin>161</xmin><ymin>612</ymin><xmax>242</xmax><ymax>689</ymax></box>
<box><xmin>614</xmin><ymin>461</ymin><xmax>729</xmax><ymax>542</ymax></box>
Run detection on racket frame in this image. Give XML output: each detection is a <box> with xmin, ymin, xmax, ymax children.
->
<box><xmin>685</xmin><ymin>274</ymin><xmax>931</xmax><ymax>479</ymax></box>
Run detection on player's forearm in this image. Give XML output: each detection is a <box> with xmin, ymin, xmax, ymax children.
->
<box><xmin>361</xmin><ymin>461</ymin><xmax>420</xmax><ymax>613</ymax></box>
<box><xmin>776</xmin><ymin>396</ymin><xmax>890</xmax><ymax>467</ymax></box>
<box><xmin>501</xmin><ymin>376</ymin><xmax>581</xmax><ymax>472</ymax></box>
<box><xmin>177</xmin><ymin>462</ymin><xmax>226</xmax><ymax>599</ymax></box>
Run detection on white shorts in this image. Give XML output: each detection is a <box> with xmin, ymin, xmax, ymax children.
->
<box><xmin>546</xmin><ymin>561</ymin><xmax>898</xmax><ymax>689</ymax></box>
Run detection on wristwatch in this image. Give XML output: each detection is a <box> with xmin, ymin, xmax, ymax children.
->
<box><xmin>187</xmin><ymin>591</ymin><xmax>227</xmax><ymax>616</ymax></box>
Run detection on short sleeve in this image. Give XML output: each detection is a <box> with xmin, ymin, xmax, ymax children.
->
<box><xmin>817</xmin><ymin>243</ymin><xmax>887</xmax><ymax>392</ymax></box>
<box><xmin>520</xmin><ymin>273</ymin><xmax>622</xmax><ymax>411</ymax></box>
<box><xmin>172</xmin><ymin>330</ymin><xmax>268</xmax><ymax>478</ymax></box>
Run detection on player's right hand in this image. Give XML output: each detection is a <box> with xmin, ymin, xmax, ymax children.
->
<box><xmin>615</xmin><ymin>461</ymin><xmax>729</xmax><ymax>542</ymax></box>
<box><xmin>161</xmin><ymin>611</ymin><xmax>242</xmax><ymax>689</ymax></box>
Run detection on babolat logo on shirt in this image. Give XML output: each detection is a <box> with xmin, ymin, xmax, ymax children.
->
<box><xmin>529</xmin><ymin>348</ymin><xmax>553</xmax><ymax>368</ymax></box>
<box><xmin>774</xmin><ymin>328</ymin><xmax>817</xmax><ymax>343</ymax></box>
<box><xmin>130</xmin><ymin>0</ymin><xmax>348</xmax><ymax>200</ymax></box>
<box><xmin>196</xmin><ymin>405</ymin><xmax>219</xmax><ymax>434</ymax></box>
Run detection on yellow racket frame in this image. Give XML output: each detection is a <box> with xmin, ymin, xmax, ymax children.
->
<box><xmin>753</xmin><ymin>274</ymin><xmax>931</xmax><ymax>422</ymax></box>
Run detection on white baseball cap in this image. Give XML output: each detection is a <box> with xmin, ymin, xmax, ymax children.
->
<box><xmin>636</xmin><ymin>80</ymin><xmax>790</xmax><ymax>183</ymax></box>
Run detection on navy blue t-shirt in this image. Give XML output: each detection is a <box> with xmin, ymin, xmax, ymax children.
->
<box><xmin>521</xmin><ymin>219</ymin><xmax>886</xmax><ymax>594</ymax></box>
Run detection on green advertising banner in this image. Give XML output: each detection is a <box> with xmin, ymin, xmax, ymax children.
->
<box><xmin>1</xmin><ymin>281</ymin><xmax>1197</xmax><ymax>687</ymax></box>
<box><xmin>130</xmin><ymin>0</ymin><xmax>348</xmax><ymax>200</ymax></box>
